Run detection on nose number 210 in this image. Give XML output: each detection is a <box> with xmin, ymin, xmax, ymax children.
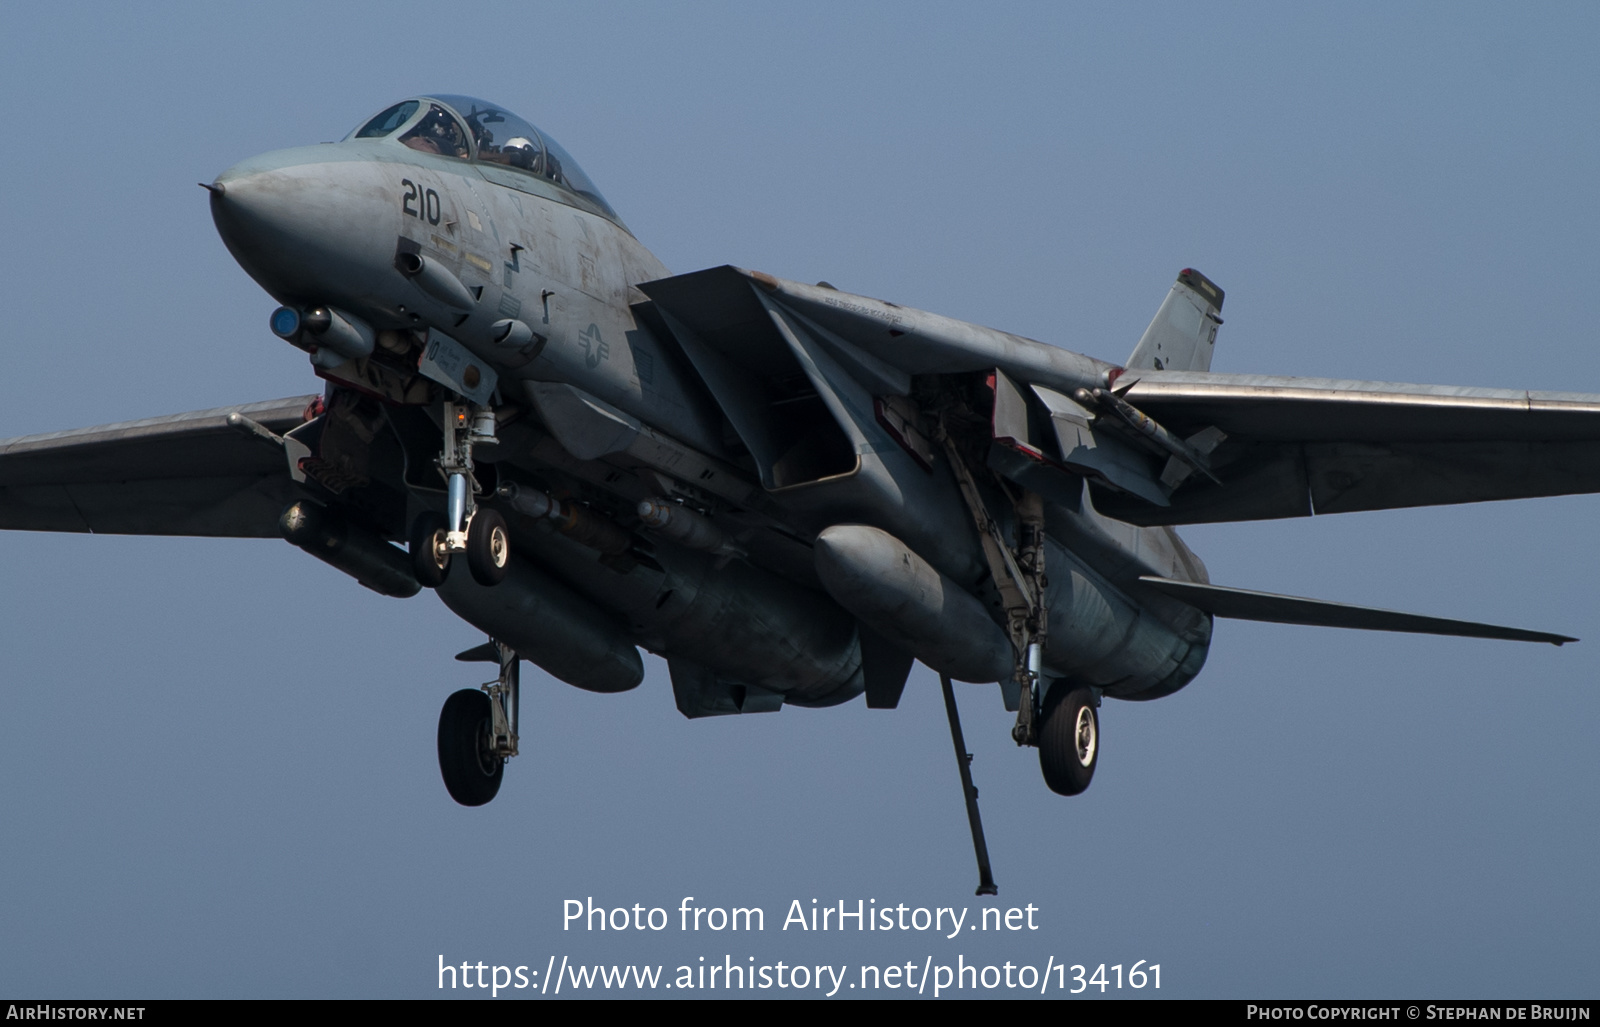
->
<box><xmin>401</xmin><ymin>179</ymin><xmax>441</xmax><ymax>226</ymax></box>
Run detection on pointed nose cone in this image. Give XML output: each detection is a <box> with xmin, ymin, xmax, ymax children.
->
<box><xmin>208</xmin><ymin>165</ymin><xmax>306</xmax><ymax>300</ymax></box>
<box><xmin>208</xmin><ymin>147</ymin><xmax>396</xmax><ymax>308</ymax></box>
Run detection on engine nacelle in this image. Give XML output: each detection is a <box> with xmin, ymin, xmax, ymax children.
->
<box><xmin>810</xmin><ymin>522</ymin><xmax>1211</xmax><ymax>700</ymax></box>
<box><xmin>1040</xmin><ymin>536</ymin><xmax>1211</xmax><ymax>700</ymax></box>
<box><xmin>813</xmin><ymin>524</ymin><xmax>1011</xmax><ymax>684</ymax></box>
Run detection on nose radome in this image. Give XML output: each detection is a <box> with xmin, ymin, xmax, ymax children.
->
<box><xmin>209</xmin><ymin>165</ymin><xmax>312</xmax><ymax>299</ymax></box>
<box><xmin>208</xmin><ymin>151</ymin><xmax>397</xmax><ymax>310</ymax></box>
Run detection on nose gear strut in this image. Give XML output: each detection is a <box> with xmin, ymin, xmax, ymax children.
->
<box><xmin>441</xmin><ymin>400</ymin><xmax>496</xmax><ymax>548</ymax></box>
<box><xmin>414</xmin><ymin>400</ymin><xmax>510</xmax><ymax>587</ymax></box>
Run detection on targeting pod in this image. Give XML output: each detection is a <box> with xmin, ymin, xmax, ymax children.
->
<box><xmin>269</xmin><ymin>305</ymin><xmax>375</xmax><ymax>366</ymax></box>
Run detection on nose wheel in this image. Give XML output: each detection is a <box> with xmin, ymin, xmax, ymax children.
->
<box><xmin>410</xmin><ymin>400</ymin><xmax>509</xmax><ymax>588</ymax></box>
<box><xmin>438</xmin><ymin>639</ymin><xmax>520</xmax><ymax>806</ymax></box>
<box><xmin>410</xmin><ymin>511</ymin><xmax>452</xmax><ymax>586</ymax></box>
<box><xmin>466</xmin><ymin>507</ymin><xmax>509</xmax><ymax>585</ymax></box>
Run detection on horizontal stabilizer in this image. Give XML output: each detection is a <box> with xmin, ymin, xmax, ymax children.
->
<box><xmin>1138</xmin><ymin>576</ymin><xmax>1575</xmax><ymax>646</ymax></box>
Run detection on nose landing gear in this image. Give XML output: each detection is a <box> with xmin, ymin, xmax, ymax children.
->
<box><xmin>411</xmin><ymin>400</ymin><xmax>509</xmax><ymax>587</ymax></box>
<box><xmin>438</xmin><ymin>639</ymin><xmax>520</xmax><ymax>806</ymax></box>
<box><xmin>410</xmin><ymin>510</ymin><xmax>452</xmax><ymax>587</ymax></box>
<box><xmin>466</xmin><ymin>507</ymin><xmax>509</xmax><ymax>585</ymax></box>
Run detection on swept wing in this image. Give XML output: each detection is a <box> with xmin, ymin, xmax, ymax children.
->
<box><xmin>1098</xmin><ymin>370</ymin><xmax>1600</xmax><ymax>525</ymax></box>
<box><xmin>0</xmin><ymin>397</ymin><xmax>313</xmax><ymax>537</ymax></box>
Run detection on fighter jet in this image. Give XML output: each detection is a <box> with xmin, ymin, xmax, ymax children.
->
<box><xmin>4</xmin><ymin>95</ymin><xmax>1592</xmax><ymax>885</ymax></box>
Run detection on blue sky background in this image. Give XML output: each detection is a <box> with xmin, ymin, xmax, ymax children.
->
<box><xmin>0</xmin><ymin>2</ymin><xmax>1596</xmax><ymax>998</ymax></box>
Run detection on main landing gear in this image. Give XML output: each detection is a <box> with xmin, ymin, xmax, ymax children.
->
<box><xmin>1037</xmin><ymin>682</ymin><xmax>1099</xmax><ymax>796</ymax></box>
<box><xmin>410</xmin><ymin>400</ymin><xmax>510</xmax><ymax>588</ymax></box>
<box><xmin>438</xmin><ymin>639</ymin><xmax>520</xmax><ymax>806</ymax></box>
<box><xmin>936</xmin><ymin>417</ymin><xmax>1090</xmax><ymax>799</ymax></box>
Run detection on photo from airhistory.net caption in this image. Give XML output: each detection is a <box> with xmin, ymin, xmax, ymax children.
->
<box><xmin>440</xmin><ymin>894</ymin><xmax>1128</xmax><ymax>997</ymax></box>
<box><xmin>427</xmin><ymin>897</ymin><xmax>1589</xmax><ymax>1001</ymax></box>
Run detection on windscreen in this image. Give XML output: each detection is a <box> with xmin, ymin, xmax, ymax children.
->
<box><xmin>352</xmin><ymin>100</ymin><xmax>420</xmax><ymax>139</ymax></box>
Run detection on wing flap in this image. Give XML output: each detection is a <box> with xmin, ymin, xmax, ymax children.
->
<box><xmin>1139</xmin><ymin>576</ymin><xmax>1575</xmax><ymax>645</ymax></box>
<box><xmin>1307</xmin><ymin>439</ymin><xmax>1600</xmax><ymax>514</ymax></box>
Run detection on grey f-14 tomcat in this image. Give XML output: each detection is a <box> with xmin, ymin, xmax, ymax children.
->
<box><xmin>4</xmin><ymin>95</ymin><xmax>1592</xmax><ymax>883</ymax></box>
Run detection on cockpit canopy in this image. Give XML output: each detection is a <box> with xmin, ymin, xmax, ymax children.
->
<box><xmin>349</xmin><ymin>95</ymin><xmax>618</xmax><ymax>221</ymax></box>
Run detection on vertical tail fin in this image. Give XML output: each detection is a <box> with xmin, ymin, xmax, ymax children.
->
<box><xmin>1125</xmin><ymin>268</ymin><xmax>1225</xmax><ymax>373</ymax></box>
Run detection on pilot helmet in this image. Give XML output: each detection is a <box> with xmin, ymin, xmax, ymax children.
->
<box><xmin>503</xmin><ymin>136</ymin><xmax>538</xmax><ymax>170</ymax></box>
